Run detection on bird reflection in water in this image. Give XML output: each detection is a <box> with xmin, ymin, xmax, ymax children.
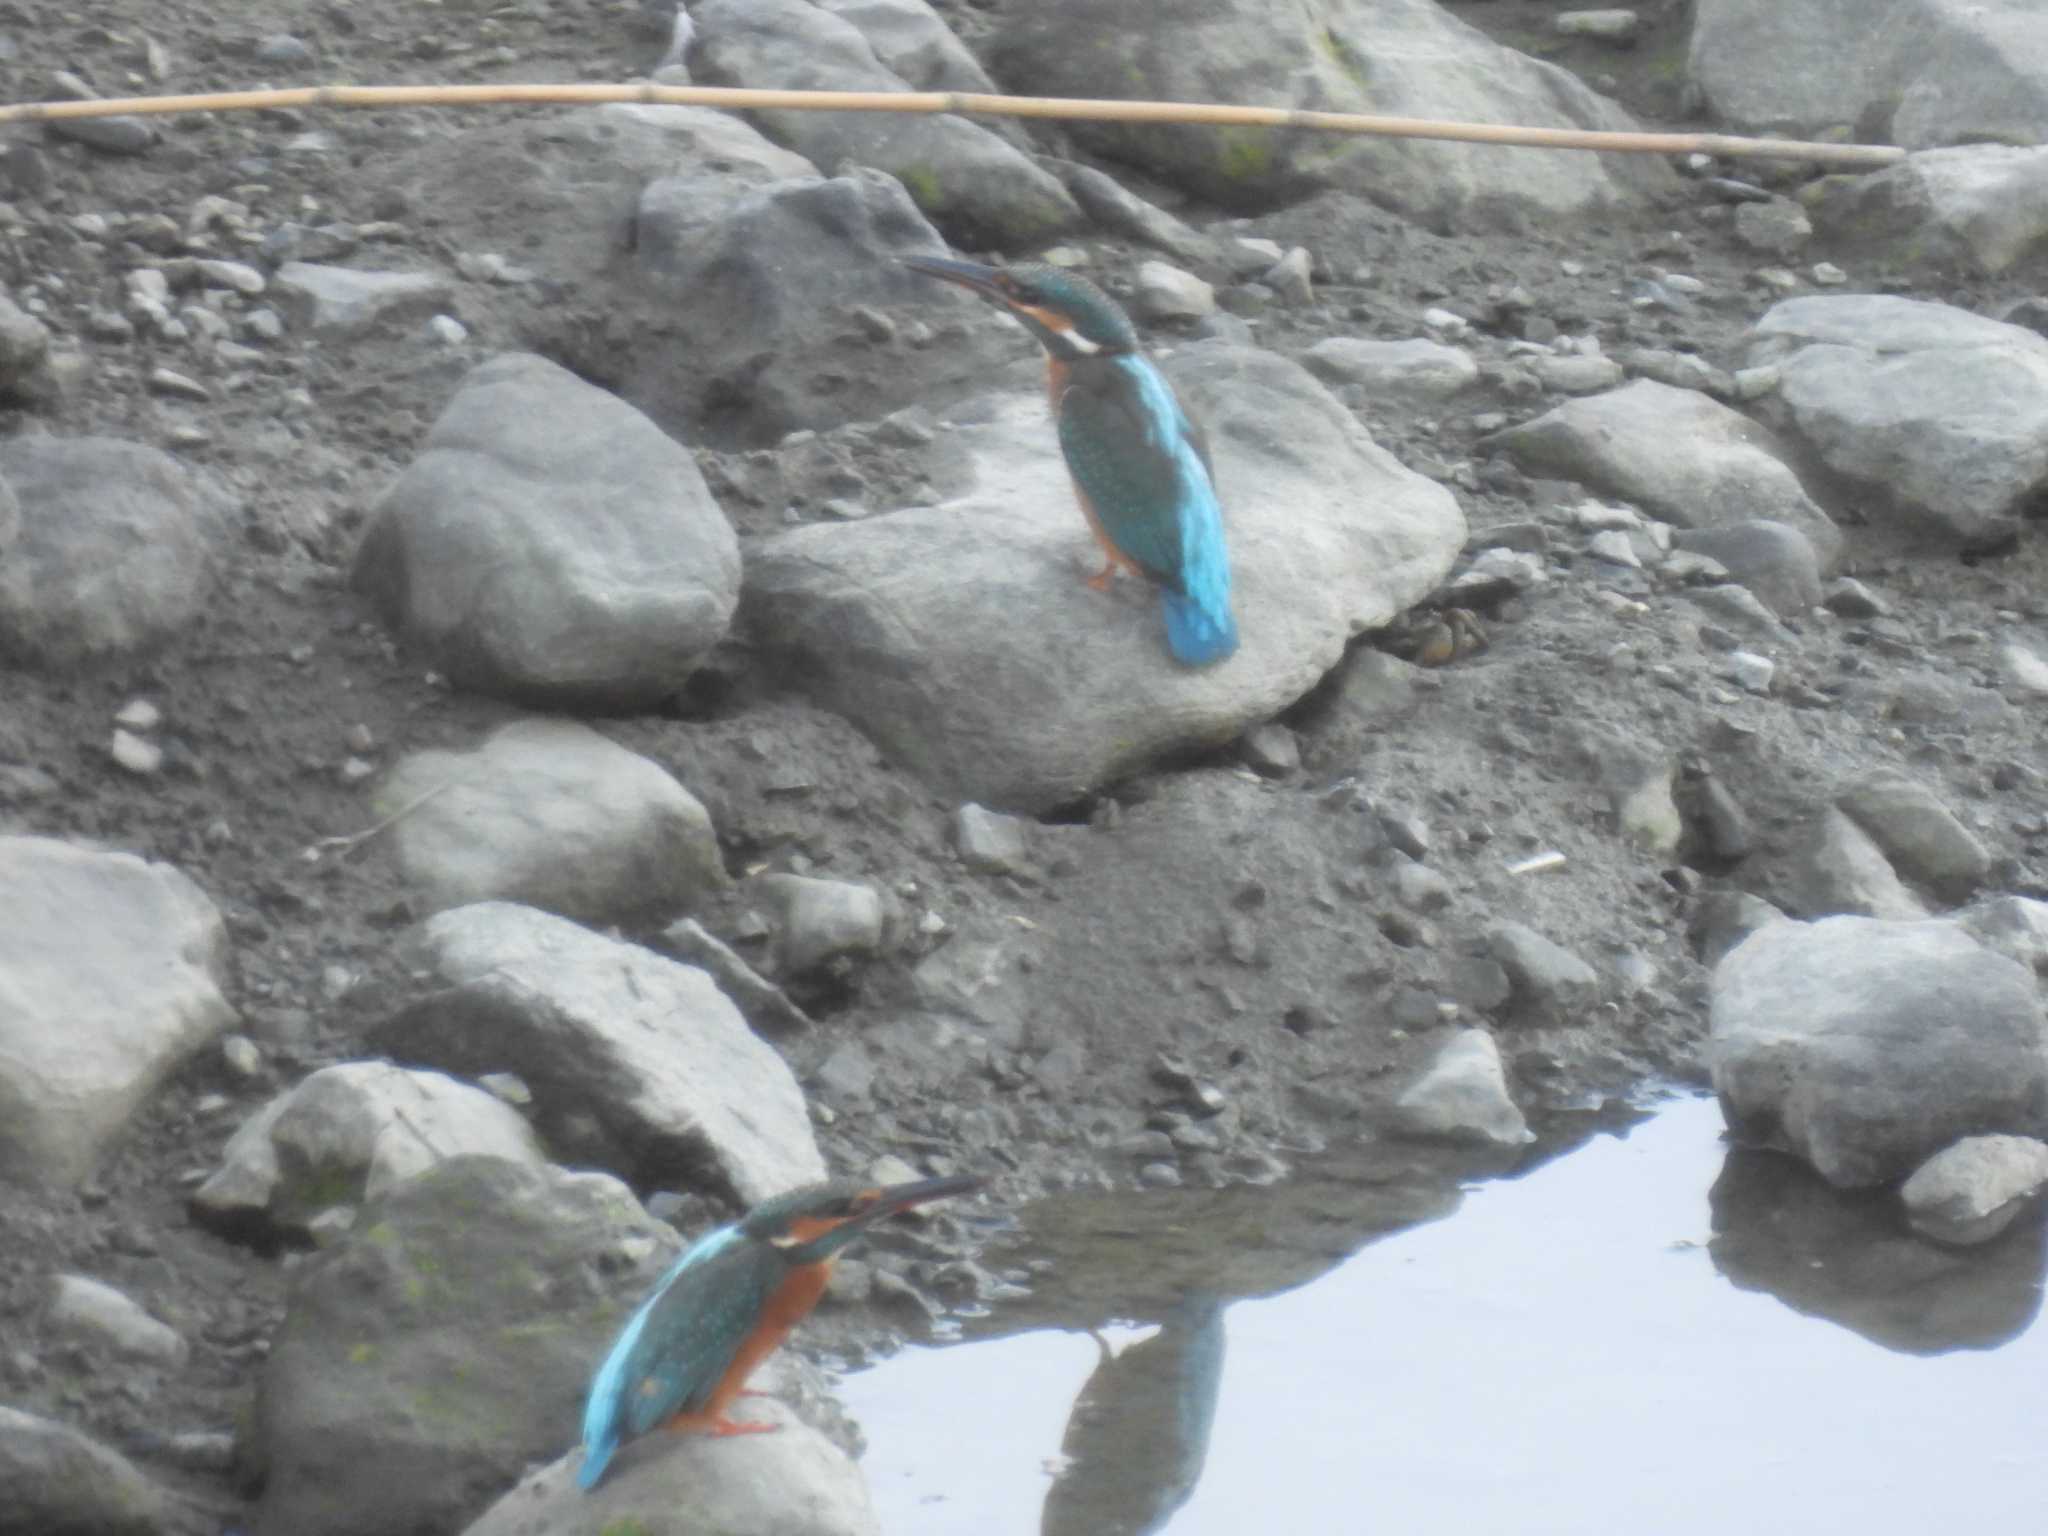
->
<box><xmin>1041</xmin><ymin>1293</ymin><xmax>1227</xmax><ymax>1536</ymax></box>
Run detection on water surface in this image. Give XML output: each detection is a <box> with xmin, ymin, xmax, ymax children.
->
<box><xmin>845</xmin><ymin>1097</ymin><xmax>2048</xmax><ymax>1533</ymax></box>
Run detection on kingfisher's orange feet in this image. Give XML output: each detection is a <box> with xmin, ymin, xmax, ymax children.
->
<box><xmin>710</xmin><ymin>1418</ymin><xmax>780</xmax><ymax>1437</ymax></box>
<box><xmin>1085</xmin><ymin>562</ymin><xmax>1118</xmax><ymax>592</ymax></box>
<box><xmin>664</xmin><ymin>1409</ymin><xmax>782</xmax><ymax>1438</ymax></box>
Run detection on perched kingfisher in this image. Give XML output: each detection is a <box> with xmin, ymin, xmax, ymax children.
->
<box><xmin>903</xmin><ymin>256</ymin><xmax>1239</xmax><ymax>666</ymax></box>
<box><xmin>577</xmin><ymin>1173</ymin><xmax>981</xmax><ymax>1490</ymax></box>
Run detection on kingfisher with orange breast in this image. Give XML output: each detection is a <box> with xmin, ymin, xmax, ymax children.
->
<box><xmin>577</xmin><ymin>1173</ymin><xmax>980</xmax><ymax>1490</ymax></box>
<box><xmin>904</xmin><ymin>256</ymin><xmax>1239</xmax><ymax>667</ymax></box>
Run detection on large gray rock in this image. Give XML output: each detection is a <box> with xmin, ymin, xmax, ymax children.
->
<box><xmin>1710</xmin><ymin>915</ymin><xmax>2048</xmax><ymax>1188</ymax></box>
<box><xmin>250</xmin><ymin>1156</ymin><xmax>676</xmax><ymax>1536</ymax></box>
<box><xmin>372</xmin><ymin>717</ymin><xmax>728</xmax><ymax>926</ymax></box>
<box><xmin>460</xmin><ymin>1397</ymin><xmax>879</xmax><ymax>1536</ymax></box>
<box><xmin>1688</xmin><ymin>0</ymin><xmax>2048</xmax><ymax>148</ymax></box>
<box><xmin>1809</xmin><ymin>146</ymin><xmax>2048</xmax><ymax>275</ymax></box>
<box><xmin>0</xmin><ymin>837</ymin><xmax>236</xmax><ymax>1189</ymax></box>
<box><xmin>374</xmin><ymin>903</ymin><xmax>826</xmax><ymax>1203</ymax></box>
<box><xmin>1745</xmin><ymin>295</ymin><xmax>2048</xmax><ymax>547</ymax></box>
<box><xmin>352</xmin><ymin>353</ymin><xmax>740</xmax><ymax>708</ymax></box>
<box><xmin>0</xmin><ymin>436</ymin><xmax>218</xmax><ymax>664</ymax></box>
<box><xmin>1481</xmin><ymin>379</ymin><xmax>1841</xmax><ymax>568</ymax></box>
<box><xmin>0</xmin><ymin>1407</ymin><xmax>192</xmax><ymax>1536</ymax></box>
<box><xmin>990</xmin><ymin>0</ymin><xmax>1672</xmax><ymax>224</ymax></box>
<box><xmin>625</xmin><ymin>167</ymin><xmax>1014</xmax><ymax>442</ymax></box>
<box><xmin>192</xmin><ymin>1060</ymin><xmax>546</xmax><ymax>1239</ymax></box>
<box><xmin>692</xmin><ymin>0</ymin><xmax>1079</xmax><ymax>248</ymax></box>
<box><xmin>744</xmin><ymin>344</ymin><xmax>1465</xmax><ymax>811</ymax></box>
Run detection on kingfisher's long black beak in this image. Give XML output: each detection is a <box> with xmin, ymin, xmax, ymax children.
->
<box><xmin>902</xmin><ymin>254</ymin><xmax>1009</xmax><ymax>304</ymax></box>
<box><xmin>848</xmin><ymin>1173</ymin><xmax>983</xmax><ymax>1228</ymax></box>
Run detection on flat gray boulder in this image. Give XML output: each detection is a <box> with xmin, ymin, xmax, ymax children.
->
<box><xmin>0</xmin><ymin>436</ymin><xmax>219</xmax><ymax>664</ymax></box>
<box><xmin>192</xmin><ymin>1061</ymin><xmax>546</xmax><ymax>1239</ymax></box>
<box><xmin>1710</xmin><ymin>915</ymin><xmax>2048</xmax><ymax>1188</ymax></box>
<box><xmin>373</xmin><ymin>717</ymin><xmax>728</xmax><ymax>926</ymax></box>
<box><xmin>352</xmin><ymin>352</ymin><xmax>740</xmax><ymax>709</ymax></box>
<box><xmin>0</xmin><ymin>836</ymin><xmax>236</xmax><ymax>1188</ymax></box>
<box><xmin>1745</xmin><ymin>294</ymin><xmax>2048</xmax><ymax>547</ymax></box>
<box><xmin>250</xmin><ymin>1156</ymin><xmax>677</xmax><ymax>1536</ymax></box>
<box><xmin>1481</xmin><ymin>379</ymin><xmax>1841</xmax><ymax>567</ymax></box>
<box><xmin>1810</xmin><ymin>145</ymin><xmax>2048</xmax><ymax>275</ymax></box>
<box><xmin>461</xmin><ymin>1397</ymin><xmax>879</xmax><ymax>1536</ymax></box>
<box><xmin>1688</xmin><ymin>0</ymin><xmax>2048</xmax><ymax>148</ymax></box>
<box><xmin>692</xmin><ymin>0</ymin><xmax>1078</xmax><ymax>249</ymax></box>
<box><xmin>990</xmin><ymin>0</ymin><xmax>1672</xmax><ymax>224</ymax></box>
<box><xmin>744</xmin><ymin>344</ymin><xmax>1465</xmax><ymax>811</ymax></box>
<box><xmin>374</xmin><ymin>902</ymin><xmax>826</xmax><ymax>1203</ymax></box>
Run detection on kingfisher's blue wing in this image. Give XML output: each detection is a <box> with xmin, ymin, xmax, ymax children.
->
<box><xmin>579</xmin><ymin>1227</ymin><xmax>777</xmax><ymax>1488</ymax></box>
<box><xmin>1055</xmin><ymin>356</ymin><xmax>1215</xmax><ymax>591</ymax></box>
<box><xmin>619</xmin><ymin>1241</ymin><xmax>780</xmax><ymax>1433</ymax></box>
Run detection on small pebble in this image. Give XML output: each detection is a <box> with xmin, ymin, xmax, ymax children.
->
<box><xmin>114</xmin><ymin>699</ymin><xmax>161</xmax><ymax>731</ymax></box>
<box><xmin>147</xmin><ymin>367</ymin><xmax>210</xmax><ymax>401</ymax></box>
<box><xmin>110</xmin><ymin>729</ymin><xmax>163</xmax><ymax>775</ymax></box>
<box><xmin>1727</xmin><ymin>651</ymin><xmax>1776</xmax><ymax>693</ymax></box>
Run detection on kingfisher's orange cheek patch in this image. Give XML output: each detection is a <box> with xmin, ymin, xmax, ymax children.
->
<box><xmin>1019</xmin><ymin>304</ymin><xmax>1074</xmax><ymax>334</ymax></box>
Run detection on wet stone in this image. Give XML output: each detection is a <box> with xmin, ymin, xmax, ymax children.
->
<box><xmin>1901</xmin><ymin>1135</ymin><xmax>2048</xmax><ymax>1245</ymax></box>
<box><xmin>1394</xmin><ymin>1029</ymin><xmax>1531</xmax><ymax>1147</ymax></box>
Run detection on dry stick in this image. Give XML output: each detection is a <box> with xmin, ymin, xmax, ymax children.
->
<box><xmin>0</xmin><ymin>81</ymin><xmax>1907</xmax><ymax>167</ymax></box>
<box><xmin>300</xmin><ymin>776</ymin><xmax>460</xmax><ymax>864</ymax></box>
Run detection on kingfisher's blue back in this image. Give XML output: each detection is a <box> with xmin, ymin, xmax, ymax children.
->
<box><xmin>1054</xmin><ymin>351</ymin><xmax>1237</xmax><ymax>666</ymax></box>
<box><xmin>578</xmin><ymin>1223</ymin><xmax>752</xmax><ymax>1489</ymax></box>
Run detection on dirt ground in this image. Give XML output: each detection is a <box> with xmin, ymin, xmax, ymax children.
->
<box><xmin>1</xmin><ymin>0</ymin><xmax>2045</xmax><ymax>1525</ymax></box>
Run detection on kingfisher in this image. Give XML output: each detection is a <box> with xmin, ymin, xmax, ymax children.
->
<box><xmin>903</xmin><ymin>256</ymin><xmax>1239</xmax><ymax>666</ymax></box>
<box><xmin>577</xmin><ymin>1173</ymin><xmax>981</xmax><ymax>1490</ymax></box>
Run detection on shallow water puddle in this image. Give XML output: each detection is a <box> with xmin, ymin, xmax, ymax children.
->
<box><xmin>843</xmin><ymin>1097</ymin><xmax>2048</xmax><ymax>1534</ymax></box>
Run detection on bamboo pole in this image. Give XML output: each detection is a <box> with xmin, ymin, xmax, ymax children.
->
<box><xmin>0</xmin><ymin>81</ymin><xmax>1907</xmax><ymax>167</ymax></box>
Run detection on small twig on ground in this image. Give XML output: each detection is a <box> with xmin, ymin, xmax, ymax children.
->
<box><xmin>300</xmin><ymin>777</ymin><xmax>459</xmax><ymax>864</ymax></box>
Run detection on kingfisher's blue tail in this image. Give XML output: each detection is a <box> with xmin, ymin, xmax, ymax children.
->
<box><xmin>1162</xmin><ymin>588</ymin><xmax>1238</xmax><ymax>665</ymax></box>
<box><xmin>576</xmin><ymin>1433</ymin><xmax>617</xmax><ymax>1490</ymax></box>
